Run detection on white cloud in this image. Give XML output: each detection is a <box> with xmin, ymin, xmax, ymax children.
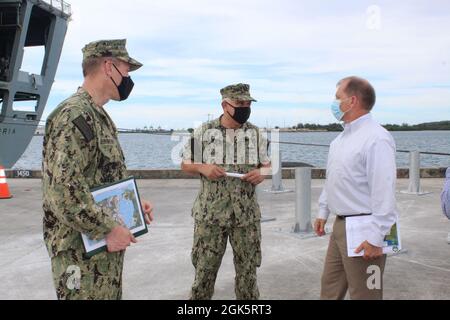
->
<box><xmin>27</xmin><ymin>0</ymin><xmax>450</xmax><ymax>128</ymax></box>
<box><xmin>101</xmin><ymin>102</ymin><xmax>333</xmax><ymax>130</ymax></box>
<box><xmin>104</xmin><ymin>103</ymin><xmax>218</xmax><ymax>129</ymax></box>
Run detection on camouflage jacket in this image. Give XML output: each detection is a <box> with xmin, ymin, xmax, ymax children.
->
<box><xmin>183</xmin><ymin>117</ymin><xmax>270</xmax><ymax>227</ymax></box>
<box><xmin>42</xmin><ymin>87</ymin><xmax>127</xmax><ymax>257</ymax></box>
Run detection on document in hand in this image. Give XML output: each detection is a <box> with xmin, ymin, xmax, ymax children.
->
<box><xmin>346</xmin><ymin>215</ymin><xmax>401</xmax><ymax>257</ymax></box>
<box><xmin>81</xmin><ymin>177</ymin><xmax>148</xmax><ymax>257</ymax></box>
<box><xmin>225</xmin><ymin>172</ymin><xmax>245</xmax><ymax>178</ymax></box>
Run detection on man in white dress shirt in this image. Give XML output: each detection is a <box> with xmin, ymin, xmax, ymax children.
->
<box><xmin>314</xmin><ymin>76</ymin><xmax>398</xmax><ymax>300</ymax></box>
<box><xmin>441</xmin><ymin>168</ymin><xmax>450</xmax><ymax>244</ymax></box>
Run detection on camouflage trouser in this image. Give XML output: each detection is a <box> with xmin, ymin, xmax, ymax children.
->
<box><xmin>51</xmin><ymin>249</ymin><xmax>125</xmax><ymax>300</ymax></box>
<box><xmin>190</xmin><ymin>222</ymin><xmax>262</xmax><ymax>300</ymax></box>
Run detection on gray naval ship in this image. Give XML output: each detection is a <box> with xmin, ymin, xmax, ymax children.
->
<box><xmin>0</xmin><ymin>0</ymin><xmax>71</xmax><ymax>168</ymax></box>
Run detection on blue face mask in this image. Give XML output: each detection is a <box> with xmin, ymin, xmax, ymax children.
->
<box><xmin>331</xmin><ymin>99</ymin><xmax>345</xmax><ymax>121</ymax></box>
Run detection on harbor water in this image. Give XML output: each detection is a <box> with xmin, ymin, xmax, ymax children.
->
<box><xmin>12</xmin><ymin>131</ymin><xmax>450</xmax><ymax>170</ymax></box>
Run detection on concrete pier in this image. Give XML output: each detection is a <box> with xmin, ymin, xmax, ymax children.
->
<box><xmin>0</xmin><ymin>178</ymin><xmax>449</xmax><ymax>300</ymax></box>
<box><xmin>5</xmin><ymin>167</ymin><xmax>448</xmax><ymax>179</ymax></box>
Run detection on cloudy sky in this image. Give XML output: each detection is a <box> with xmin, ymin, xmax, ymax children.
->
<box><xmin>23</xmin><ymin>0</ymin><xmax>450</xmax><ymax>129</ymax></box>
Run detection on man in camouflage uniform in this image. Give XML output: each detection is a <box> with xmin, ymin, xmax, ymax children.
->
<box><xmin>181</xmin><ymin>83</ymin><xmax>271</xmax><ymax>300</ymax></box>
<box><xmin>42</xmin><ymin>39</ymin><xmax>154</xmax><ymax>300</ymax></box>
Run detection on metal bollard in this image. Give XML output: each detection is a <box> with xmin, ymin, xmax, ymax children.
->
<box><xmin>271</xmin><ymin>145</ymin><xmax>284</xmax><ymax>191</ymax></box>
<box><xmin>293</xmin><ymin>167</ymin><xmax>313</xmax><ymax>233</ymax></box>
<box><xmin>265</xmin><ymin>140</ymin><xmax>292</xmax><ymax>194</ymax></box>
<box><xmin>408</xmin><ymin>151</ymin><xmax>421</xmax><ymax>193</ymax></box>
<box><xmin>401</xmin><ymin>151</ymin><xmax>430</xmax><ymax>195</ymax></box>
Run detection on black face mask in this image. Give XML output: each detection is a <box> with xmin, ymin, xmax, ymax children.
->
<box><xmin>227</xmin><ymin>104</ymin><xmax>251</xmax><ymax>125</ymax></box>
<box><xmin>110</xmin><ymin>64</ymin><xmax>134</xmax><ymax>101</ymax></box>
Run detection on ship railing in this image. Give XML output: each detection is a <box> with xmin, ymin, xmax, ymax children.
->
<box><xmin>40</xmin><ymin>0</ymin><xmax>71</xmax><ymax>16</ymax></box>
<box><xmin>265</xmin><ymin>139</ymin><xmax>449</xmax><ymax>233</ymax></box>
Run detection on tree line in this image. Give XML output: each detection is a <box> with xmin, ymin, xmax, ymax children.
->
<box><xmin>292</xmin><ymin>121</ymin><xmax>450</xmax><ymax>132</ymax></box>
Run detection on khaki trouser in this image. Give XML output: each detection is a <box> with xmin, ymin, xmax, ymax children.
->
<box><xmin>320</xmin><ymin>216</ymin><xmax>387</xmax><ymax>300</ymax></box>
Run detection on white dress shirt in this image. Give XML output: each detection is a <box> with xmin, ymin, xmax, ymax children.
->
<box><xmin>318</xmin><ymin>113</ymin><xmax>398</xmax><ymax>247</ymax></box>
<box><xmin>441</xmin><ymin>168</ymin><xmax>450</xmax><ymax>219</ymax></box>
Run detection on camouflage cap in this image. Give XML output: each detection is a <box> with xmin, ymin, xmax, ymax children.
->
<box><xmin>220</xmin><ymin>83</ymin><xmax>257</xmax><ymax>102</ymax></box>
<box><xmin>82</xmin><ymin>39</ymin><xmax>143</xmax><ymax>71</ymax></box>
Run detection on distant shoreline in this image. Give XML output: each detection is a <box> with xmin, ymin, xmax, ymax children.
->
<box><xmin>32</xmin><ymin>129</ymin><xmax>450</xmax><ymax>136</ymax></box>
<box><xmin>277</xmin><ymin>129</ymin><xmax>450</xmax><ymax>133</ymax></box>
<box><xmin>33</xmin><ymin>120</ymin><xmax>450</xmax><ymax>136</ymax></box>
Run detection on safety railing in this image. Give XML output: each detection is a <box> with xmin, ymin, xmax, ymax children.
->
<box><xmin>267</xmin><ymin>140</ymin><xmax>449</xmax><ymax>234</ymax></box>
<box><xmin>40</xmin><ymin>0</ymin><xmax>72</xmax><ymax>16</ymax></box>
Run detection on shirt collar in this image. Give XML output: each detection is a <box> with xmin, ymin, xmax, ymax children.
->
<box><xmin>217</xmin><ymin>115</ymin><xmax>249</xmax><ymax>130</ymax></box>
<box><xmin>343</xmin><ymin>113</ymin><xmax>372</xmax><ymax>134</ymax></box>
<box><xmin>77</xmin><ymin>86</ymin><xmax>108</xmax><ymax>119</ymax></box>
<box><xmin>77</xmin><ymin>87</ymin><xmax>97</xmax><ymax>106</ymax></box>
